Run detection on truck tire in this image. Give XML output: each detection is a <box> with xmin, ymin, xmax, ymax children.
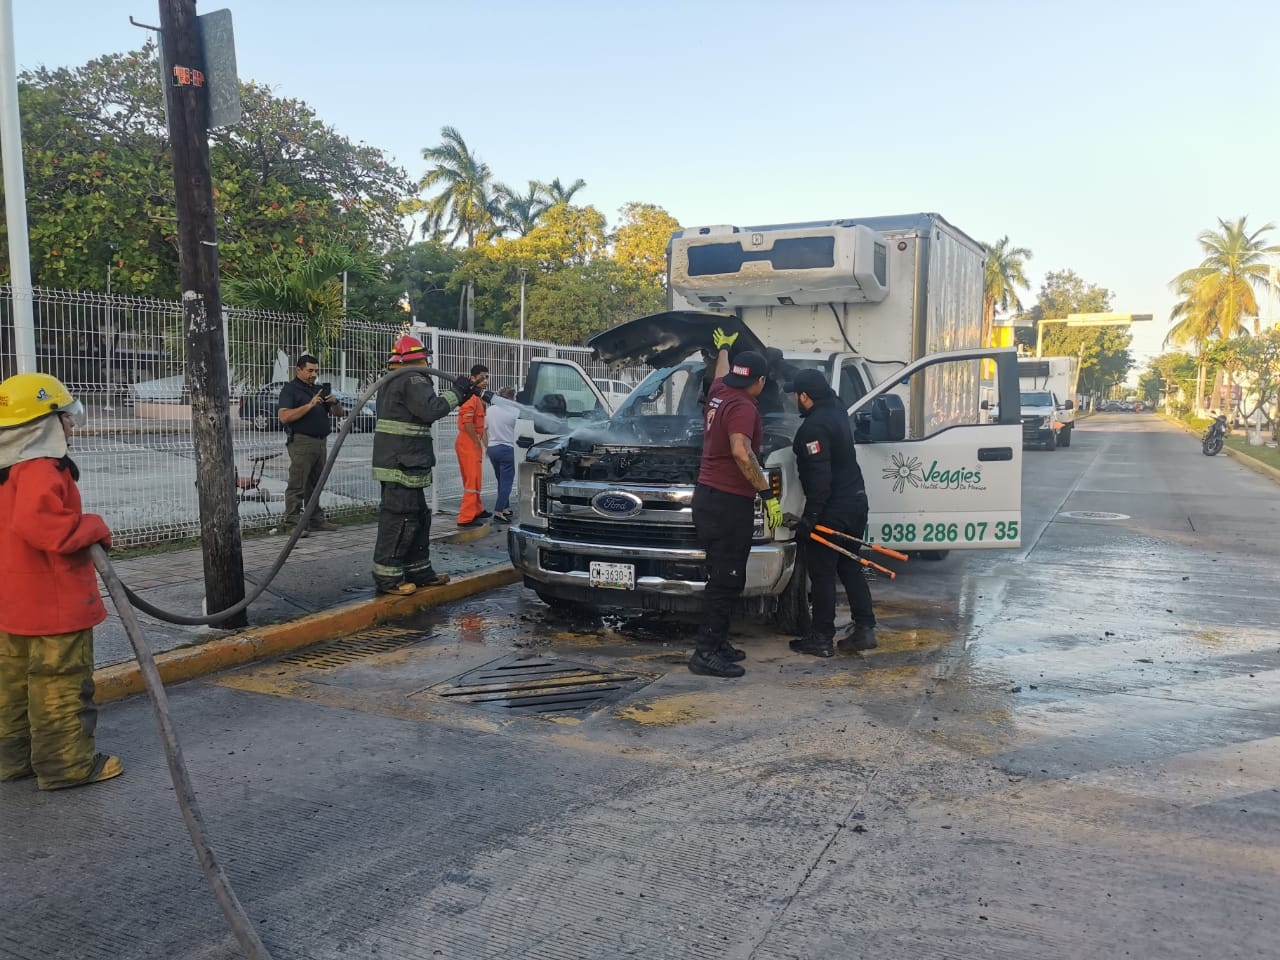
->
<box><xmin>1058</xmin><ymin>425</ymin><xmax>1072</xmax><ymax>448</ymax></box>
<box><xmin>771</xmin><ymin>548</ymin><xmax>811</xmax><ymax>637</ymax></box>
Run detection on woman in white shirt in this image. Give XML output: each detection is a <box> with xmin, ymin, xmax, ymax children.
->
<box><xmin>486</xmin><ymin>386</ymin><xmax>518</xmax><ymax>523</ymax></box>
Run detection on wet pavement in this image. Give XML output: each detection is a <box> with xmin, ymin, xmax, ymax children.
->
<box><xmin>3</xmin><ymin>413</ymin><xmax>1278</xmax><ymax>959</ymax></box>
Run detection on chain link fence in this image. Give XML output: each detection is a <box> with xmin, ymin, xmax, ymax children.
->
<box><xmin>1</xmin><ymin>285</ymin><xmax>645</xmax><ymax>546</ymax></box>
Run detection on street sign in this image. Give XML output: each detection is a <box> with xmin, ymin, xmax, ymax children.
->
<box><xmin>198</xmin><ymin>9</ymin><xmax>241</xmax><ymax>129</ymax></box>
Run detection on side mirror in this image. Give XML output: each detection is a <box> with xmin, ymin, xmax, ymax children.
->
<box><xmin>1063</xmin><ymin>400</ymin><xmax>1075</xmax><ymax>410</ymax></box>
<box><xmin>852</xmin><ymin>394</ymin><xmax>906</xmax><ymax>443</ymax></box>
<box><xmin>980</xmin><ymin>399</ymin><xmax>990</xmax><ymax>411</ymax></box>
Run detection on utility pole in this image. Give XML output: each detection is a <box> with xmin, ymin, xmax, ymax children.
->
<box><xmin>158</xmin><ymin>0</ymin><xmax>246</xmax><ymax>626</ymax></box>
<box><xmin>0</xmin><ymin>0</ymin><xmax>36</xmax><ymax>373</ymax></box>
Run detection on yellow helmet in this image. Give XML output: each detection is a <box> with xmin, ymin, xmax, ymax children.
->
<box><xmin>0</xmin><ymin>373</ymin><xmax>85</xmax><ymax>429</ymax></box>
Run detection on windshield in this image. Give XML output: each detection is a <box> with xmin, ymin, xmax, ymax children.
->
<box><xmin>1020</xmin><ymin>391</ymin><xmax>1053</xmax><ymax>406</ymax></box>
<box><xmin>613</xmin><ymin>358</ymin><xmax>801</xmax><ymax>419</ymax></box>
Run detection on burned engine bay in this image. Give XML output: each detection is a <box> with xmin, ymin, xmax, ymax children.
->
<box><xmin>527</xmin><ymin>413</ymin><xmax>798</xmax><ymax>484</ymax></box>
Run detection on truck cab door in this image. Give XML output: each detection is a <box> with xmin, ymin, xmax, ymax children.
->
<box><xmin>850</xmin><ymin>348</ymin><xmax>1023</xmax><ymax>551</ymax></box>
<box><xmin>515</xmin><ymin>357</ymin><xmax>611</xmax><ymax>449</ymax></box>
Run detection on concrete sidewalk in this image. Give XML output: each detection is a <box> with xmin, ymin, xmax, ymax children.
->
<box><xmin>92</xmin><ymin>504</ymin><xmax>519</xmax><ymax>701</ymax></box>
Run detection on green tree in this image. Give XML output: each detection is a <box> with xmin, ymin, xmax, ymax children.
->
<box><xmin>612</xmin><ymin>202</ymin><xmax>681</xmax><ymax>286</ymax></box>
<box><xmin>3</xmin><ymin>43</ymin><xmax>411</xmax><ymax>299</ymax></box>
<box><xmin>1020</xmin><ymin>270</ymin><xmax>1131</xmax><ymax>396</ymax></box>
<box><xmin>223</xmin><ymin>246</ymin><xmax>378</xmax><ymax>366</ymax></box>
<box><xmin>492</xmin><ymin>180</ymin><xmax>550</xmax><ymax>237</ymax></box>
<box><xmin>1166</xmin><ymin>217</ymin><xmax>1279</xmax><ymax>347</ymax></box>
<box><xmin>1204</xmin><ymin>331</ymin><xmax>1280</xmax><ymax>437</ymax></box>
<box><xmin>417</xmin><ymin>126</ymin><xmax>497</xmax><ymax>247</ymax></box>
<box><xmin>981</xmin><ymin>236</ymin><xmax>1032</xmax><ymax>348</ymax></box>
<box><xmin>537</xmin><ymin>176</ymin><xmax>587</xmax><ymax>206</ymax></box>
<box><xmin>346</xmin><ymin>241</ymin><xmax>462</xmax><ymax>328</ymax></box>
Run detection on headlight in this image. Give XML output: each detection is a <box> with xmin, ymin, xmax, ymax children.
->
<box><xmin>1041</xmin><ymin>416</ymin><xmax>1053</xmax><ymax>429</ymax></box>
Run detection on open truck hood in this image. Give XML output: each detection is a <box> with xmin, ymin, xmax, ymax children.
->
<box><xmin>588</xmin><ymin>310</ymin><xmax>768</xmax><ymax>369</ymax></box>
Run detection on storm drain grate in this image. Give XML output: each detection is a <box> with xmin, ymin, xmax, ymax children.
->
<box><xmin>1058</xmin><ymin>510</ymin><xmax>1131</xmax><ymax>521</ymax></box>
<box><xmin>277</xmin><ymin>627</ymin><xmax>434</xmax><ymax>669</ymax></box>
<box><xmin>428</xmin><ymin>654</ymin><xmax>657</xmax><ymax>716</ymax></box>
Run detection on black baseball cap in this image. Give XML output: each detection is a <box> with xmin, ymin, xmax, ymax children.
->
<box><xmin>722</xmin><ymin>350</ymin><xmax>769</xmax><ymax>389</ymax></box>
<box><xmin>784</xmin><ymin>368</ymin><xmax>836</xmax><ymax>401</ymax></box>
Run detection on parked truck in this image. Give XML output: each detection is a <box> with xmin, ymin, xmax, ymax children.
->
<box><xmin>1017</xmin><ymin>356</ymin><xmax>1079</xmax><ymax>449</ymax></box>
<box><xmin>506</xmin><ymin>213</ymin><xmax>1024</xmax><ymax>633</ymax></box>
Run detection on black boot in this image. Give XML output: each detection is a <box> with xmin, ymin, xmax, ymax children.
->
<box><xmin>719</xmin><ymin>639</ymin><xmax>746</xmax><ymax>662</ymax></box>
<box><xmin>789</xmin><ymin>635</ymin><xmax>834</xmax><ymax>658</ymax></box>
<box><xmin>838</xmin><ymin>624</ymin><xmax>877</xmax><ymax>653</ymax></box>
<box><xmin>689</xmin><ymin>648</ymin><xmax>746</xmax><ymax>678</ymax></box>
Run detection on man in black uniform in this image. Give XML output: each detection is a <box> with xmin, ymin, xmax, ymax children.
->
<box><xmin>371</xmin><ymin>335</ymin><xmax>490</xmax><ymax>595</ymax></box>
<box><xmin>786</xmin><ymin>368</ymin><xmax>877</xmax><ymax>658</ymax></box>
<box><xmin>277</xmin><ymin>354</ymin><xmax>345</xmax><ymax>536</ymax></box>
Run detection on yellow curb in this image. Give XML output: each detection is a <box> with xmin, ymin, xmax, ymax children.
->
<box><xmin>94</xmin><ymin>563</ymin><xmax>521</xmax><ymax>705</ymax></box>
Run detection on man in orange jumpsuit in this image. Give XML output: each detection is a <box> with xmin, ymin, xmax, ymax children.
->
<box><xmin>456</xmin><ymin>364</ymin><xmax>491</xmax><ymax>527</ymax></box>
<box><xmin>0</xmin><ymin>373</ymin><xmax>123</xmax><ymax>790</ymax></box>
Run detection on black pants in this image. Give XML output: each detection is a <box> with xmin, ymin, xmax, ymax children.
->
<box><xmin>692</xmin><ymin>484</ymin><xmax>755</xmax><ymax>653</ymax></box>
<box><xmin>806</xmin><ymin>500</ymin><xmax>876</xmax><ymax>640</ymax></box>
<box><xmin>372</xmin><ymin>483</ymin><xmax>435</xmax><ymax>590</ymax></box>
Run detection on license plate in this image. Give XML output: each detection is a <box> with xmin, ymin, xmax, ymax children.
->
<box><xmin>589</xmin><ymin>561</ymin><xmax>635</xmax><ymax>590</ymax></box>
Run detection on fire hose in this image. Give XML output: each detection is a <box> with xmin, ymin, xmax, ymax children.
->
<box><xmin>88</xmin><ymin>364</ymin><xmax>465</xmax><ymax>959</ymax></box>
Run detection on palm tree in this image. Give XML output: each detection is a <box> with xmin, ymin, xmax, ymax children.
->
<box><xmin>537</xmin><ymin>176</ymin><xmax>587</xmax><ymax>207</ymax></box>
<box><xmin>419</xmin><ymin>126</ymin><xmax>497</xmax><ymax>247</ymax></box>
<box><xmin>1165</xmin><ymin>217</ymin><xmax>1279</xmax><ymax>413</ymax></box>
<box><xmin>493</xmin><ymin>180</ymin><xmax>550</xmax><ymax>237</ymax></box>
<box><xmin>223</xmin><ymin>246</ymin><xmax>378</xmax><ymax>366</ymax></box>
<box><xmin>982</xmin><ymin>236</ymin><xmax>1032</xmax><ymax>348</ymax></box>
<box><xmin>1166</xmin><ymin>217</ymin><xmax>1279</xmax><ymax>345</ymax></box>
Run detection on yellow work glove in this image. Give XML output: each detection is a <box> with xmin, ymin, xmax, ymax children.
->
<box><xmin>761</xmin><ymin>494</ymin><xmax>784</xmax><ymax>532</ymax></box>
<box><xmin>711</xmin><ymin>327</ymin><xmax>739</xmax><ymax>351</ymax></box>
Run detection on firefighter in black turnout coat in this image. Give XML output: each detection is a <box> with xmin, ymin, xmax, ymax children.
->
<box><xmin>787</xmin><ymin>369</ymin><xmax>878</xmax><ymax>658</ymax></box>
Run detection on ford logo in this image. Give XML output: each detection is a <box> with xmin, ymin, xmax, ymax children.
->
<box><xmin>591</xmin><ymin>490</ymin><xmax>644</xmax><ymax>520</ymax></box>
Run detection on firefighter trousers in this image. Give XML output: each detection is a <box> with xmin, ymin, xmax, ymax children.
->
<box><xmin>0</xmin><ymin>628</ymin><xmax>99</xmax><ymax>788</ymax></box>
<box><xmin>372</xmin><ymin>483</ymin><xmax>437</xmax><ymax>590</ymax></box>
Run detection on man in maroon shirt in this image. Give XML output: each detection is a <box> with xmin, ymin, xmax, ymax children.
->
<box><xmin>690</xmin><ymin>332</ymin><xmax>784</xmax><ymax>678</ymax></box>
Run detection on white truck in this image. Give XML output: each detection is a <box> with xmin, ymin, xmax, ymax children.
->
<box><xmin>1017</xmin><ymin>356</ymin><xmax>1079</xmax><ymax>449</ymax></box>
<box><xmin>506</xmin><ymin>213</ymin><xmax>1024</xmax><ymax>633</ymax></box>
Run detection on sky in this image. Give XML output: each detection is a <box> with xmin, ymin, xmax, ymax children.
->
<box><xmin>9</xmin><ymin>0</ymin><xmax>1280</xmax><ymax>371</ymax></box>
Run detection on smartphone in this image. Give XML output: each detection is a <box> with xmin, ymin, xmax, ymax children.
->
<box><xmin>319</xmin><ymin>382</ymin><xmax>332</xmax><ymax>399</ymax></box>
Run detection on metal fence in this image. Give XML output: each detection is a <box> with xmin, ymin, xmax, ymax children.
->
<box><xmin>1</xmin><ymin>285</ymin><xmax>645</xmax><ymax>546</ymax></box>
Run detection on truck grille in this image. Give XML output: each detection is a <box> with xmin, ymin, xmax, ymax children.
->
<box><xmin>547</xmin><ymin>517</ymin><xmax>701</xmax><ymax>549</ymax></box>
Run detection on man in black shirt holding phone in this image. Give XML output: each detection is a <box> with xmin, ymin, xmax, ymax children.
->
<box><xmin>278</xmin><ymin>354</ymin><xmax>344</xmax><ymax>536</ymax></box>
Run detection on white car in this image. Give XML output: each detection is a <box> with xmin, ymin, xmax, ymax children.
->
<box><xmin>592</xmin><ymin>378</ymin><xmax>634</xmax><ymax>412</ymax></box>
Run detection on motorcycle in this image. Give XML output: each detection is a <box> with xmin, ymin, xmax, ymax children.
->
<box><xmin>1202</xmin><ymin>414</ymin><xmax>1228</xmax><ymax>456</ymax></box>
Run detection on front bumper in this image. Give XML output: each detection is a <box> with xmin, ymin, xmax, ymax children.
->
<box><xmin>508</xmin><ymin>525</ymin><xmax>795</xmax><ymax>601</ymax></box>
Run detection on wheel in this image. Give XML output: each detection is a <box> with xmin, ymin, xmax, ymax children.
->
<box><xmin>1058</xmin><ymin>425</ymin><xmax>1072</xmax><ymax>448</ymax></box>
<box><xmin>1203</xmin><ymin>436</ymin><xmax>1223</xmax><ymax>456</ymax></box>
<box><xmin>771</xmin><ymin>545</ymin><xmax>811</xmax><ymax>637</ymax></box>
<box><xmin>252</xmin><ymin>411</ymin><xmax>272</xmax><ymax>431</ymax></box>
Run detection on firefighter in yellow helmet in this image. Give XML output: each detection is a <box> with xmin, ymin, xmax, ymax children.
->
<box><xmin>0</xmin><ymin>373</ymin><xmax>123</xmax><ymax>790</ymax></box>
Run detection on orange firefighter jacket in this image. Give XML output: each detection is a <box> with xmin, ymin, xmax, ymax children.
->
<box><xmin>0</xmin><ymin>458</ymin><xmax>111</xmax><ymax>636</ymax></box>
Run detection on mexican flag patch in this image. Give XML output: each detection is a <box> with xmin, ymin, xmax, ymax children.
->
<box><xmin>805</xmin><ymin>440</ymin><xmax>821</xmax><ymax>455</ymax></box>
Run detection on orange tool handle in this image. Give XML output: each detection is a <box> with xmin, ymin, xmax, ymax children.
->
<box><xmin>809</xmin><ymin>533</ymin><xmax>896</xmax><ymax>580</ymax></box>
<box><xmin>814</xmin><ymin>524</ymin><xmax>909</xmax><ymax>563</ymax></box>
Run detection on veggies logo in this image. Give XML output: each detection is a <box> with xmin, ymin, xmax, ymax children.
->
<box><xmin>883</xmin><ymin>453</ymin><xmax>985</xmax><ymax>493</ymax></box>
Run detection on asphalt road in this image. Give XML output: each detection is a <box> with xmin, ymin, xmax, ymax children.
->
<box><xmin>3</xmin><ymin>413</ymin><xmax>1277</xmax><ymax>960</ymax></box>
